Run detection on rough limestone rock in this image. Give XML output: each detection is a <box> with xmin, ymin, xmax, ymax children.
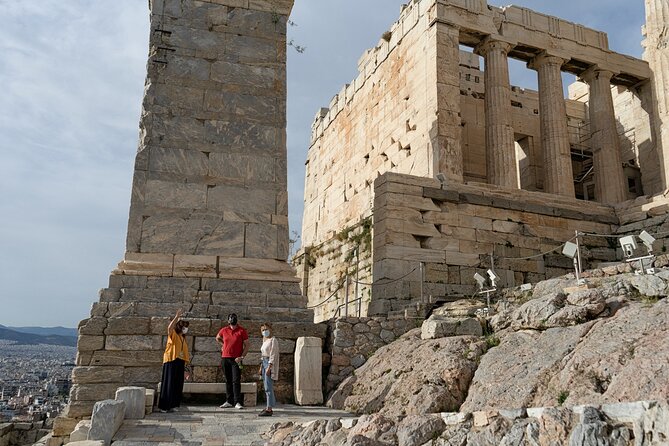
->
<box><xmin>87</xmin><ymin>400</ymin><xmax>125</xmax><ymax>446</ymax></box>
<box><xmin>395</xmin><ymin>415</ymin><xmax>445</xmax><ymax>446</ymax></box>
<box><xmin>114</xmin><ymin>387</ymin><xmax>145</xmax><ymax>419</ymax></box>
<box><xmin>509</xmin><ymin>287</ymin><xmax>607</xmax><ymax>330</ymax></box>
<box><xmin>328</xmin><ymin>329</ymin><xmax>485</xmax><ymax>416</ymax></box>
<box><xmin>463</xmin><ymin>299</ymin><xmax>669</xmax><ymax>411</ymax></box>
<box><xmin>265</xmin><ymin>401</ymin><xmax>669</xmax><ymax>446</ymax></box>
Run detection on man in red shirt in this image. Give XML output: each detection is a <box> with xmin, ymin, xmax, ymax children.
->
<box><xmin>215</xmin><ymin>313</ymin><xmax>249</xmax><ymax>409</ymax></box>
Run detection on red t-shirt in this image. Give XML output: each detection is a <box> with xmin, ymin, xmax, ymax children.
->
<box><xmin>217</xmin><ymin>325</ymin><xmax>249</xmax><ymax>358</ymax></box>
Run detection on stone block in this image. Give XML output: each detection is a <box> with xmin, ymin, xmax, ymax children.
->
<box><xmin>78</xmin><ymin>318</ymin><xmax>108</xmax><ymax>336</ymax></box>
<box><xmin>105</xmin><ymin>335</ymin><xmax>162</xmax><ymax>351</ymax></box>
<box><xmin>69</xmin><ymin>421</ymin><xmax>90</xmax><ymax>442</ymax></box>
<box><xmin>72</xmin><ymin>367</ymin><xmax>125</xmax><ymax>384</ymax></box>
<box><xmin>115</xmin><ymin>387</ymin><xmax>146</xmax><ymax>419</ymax></box>
<box><xmin>77</xmin><ymin>335</ymin><xmax>105</xmax><ymax>352</ymax></box>
<box><xmin>88</xmin><ymin>400</ymin><xmax>125</xmax><ymax>446</ymax></box>
<box><xmin>173</xmin><ymin>255</ymin><xmax>217</xmax><ymax>278</ymax></box>
<box><xmin>90</xmin><ymin>351</ymin><xmax>162</xmax><ymax>367</ymax></box>
<box><xmin>105</xmin><ymin>318</ymin><xmax>151</xmax><ymax>335</ymax></box>
<box><xmin>45</xmin><ymin>435</ymin><xmax>63</xmax><ymax>446</ymax></box>
<box><xmin>294</xmin><ymin>337</ymin><xmax>323</xmax><ymax>405</ymax></box>
<box><xmin>194</xmin><ymin>336</ymin><xmax>220</xmax><ymax>352</ymax></box>
<box><xmin>69</xmin><ymin>384</ymin><xmax>120</xmax><ymax>402</ymax></box>
<box><xmin>124</xmin><ymin>367</ymin><xmax>161</xmax><ymax>384</ymax></box>
<box><xmin>52</xmin><ymin>417</ymin><xmax>78</xmax><ymax>437</ymax></box>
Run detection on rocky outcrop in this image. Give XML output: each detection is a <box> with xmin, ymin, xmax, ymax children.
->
<box><xmin>266</xmin><ymin>400</ymin><xmax>669</xmax><ymax>446</ymax></box>
<box><xmin>328</xmin><ymin>330</ymin><xmax>485</xmax><ymax>416</ymax></box>
<box><xmin>324</xmin><ymin>268</ymin><xmax>669</xmax><ymax>428</ymax></box>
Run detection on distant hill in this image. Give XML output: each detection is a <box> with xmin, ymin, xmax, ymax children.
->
<box><xmin>1</xmin><ymin>325</ymin><xmax>77</xmax><ymax>338</ymax></box>
<box><xmin>0</xmin><ymin>326</ymin><xmax>77</xmax><ymax>347</ymax></box>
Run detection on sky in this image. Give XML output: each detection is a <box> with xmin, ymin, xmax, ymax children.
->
<box><xmin>0</xmin><ymin>0</ymin><xmax>645</xmax><ymax>328</ymax></box>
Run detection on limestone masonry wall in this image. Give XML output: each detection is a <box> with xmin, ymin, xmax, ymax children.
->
<box><xmin>69</xmin><ymin>274</ymin><xmax>325</xmax><ymax>419</ymax></box>
<box><xmin>369</xmin><ymin>172</ymin><xmax>618</xmax><ymax>314</ymax></box>
<box><xmin>294</xmin><ymin>219</ymin><xmax>372</xmax><ymax>323</ymax></box>
<box><xmin>303</xmin><ymin>0</ymin><xmax>437</xmax><ymax>249</ymax></box>
<box><xmin>324</xmin><ymin>317</ymin><xmax>418</xmax><ymax>395</ymax></box>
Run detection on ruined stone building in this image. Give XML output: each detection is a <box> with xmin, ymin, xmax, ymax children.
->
<box><xmin>52</xmin><ymin>0</ymin><xmax>669</xmax><ymax>438</ymax></box>
<box><xmin>297</xmin><ymin>0</ymin><xmax>669</xmax><ymax>321</ymax></box>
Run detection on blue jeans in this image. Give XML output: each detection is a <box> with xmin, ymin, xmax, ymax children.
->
<box><xmin>261</xmin><ymin>357</ymin><xmax>275</xmax><ymax>408</ymax></box>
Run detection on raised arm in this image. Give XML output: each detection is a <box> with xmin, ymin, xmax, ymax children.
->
<box><xmin>167</xmin><ymin>308</ymin><xmax>182</xmax><ymax>335</ymax></box>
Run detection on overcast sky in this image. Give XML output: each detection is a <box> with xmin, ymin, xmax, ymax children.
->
<box><xmin>0</xmin><ymin>0</ymin><xmax>645</xmax><ymax>328</ymax></box>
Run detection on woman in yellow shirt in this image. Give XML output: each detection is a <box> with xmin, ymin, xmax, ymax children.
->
<box><xmin>158</xmin><ymin>309</ymin><xmax>190</xmax><ymax>413</ymax></box>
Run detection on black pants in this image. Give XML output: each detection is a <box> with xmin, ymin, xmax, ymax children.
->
<box><xmin>222</xmin><ymin>357</ymin><xmax>242</xmax><ymax>405</ymax></box>
<box><xmin>158</xmin><ymin>358</ymin><xmax>185</xmax><ymax>411</ymax></box>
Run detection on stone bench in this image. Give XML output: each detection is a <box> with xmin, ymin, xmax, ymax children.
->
<box><xmin>157</xmin><ymin>382</ymin><xmax>257</xmax><ymax>407</ymax></box>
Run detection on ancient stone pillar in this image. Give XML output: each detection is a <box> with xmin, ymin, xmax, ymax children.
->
<box><xmin>643</xmin><ymin>0</ymin><xmax>669</xmax><ymax>191</ymax></box>
<box><xmin>476</xmin><ymin>38</ymin><xmax>518</xmax><ymax>189</ymax></box>
<box><xmin>529</xmin><ymin>52</ymin><xmax>575</xmax><ymax>197</ymax></box>
<box><xmin>62</xmin><ymin>0</ymin><xmax>326</xmax><ymax>429</ymax></box>
<box><xmin>581</xmin><ymin>67</ymin><xmax>627</xmax><ymax>204</ymax></box>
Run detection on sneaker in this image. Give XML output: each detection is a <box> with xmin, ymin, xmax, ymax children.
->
<box><xmin>258</xmin><ymin>409</ymin><xmax>273</xmax><ymax>417</ymax></box>
<box><xmin>219</xmin><ymin>402</ymin><xmax>233</xmax><ymax>408</ymax></box>
<box><xmin>235</xmin><ymin>403</ymin><xmax>243</xmax><ymax>409</ymax></box>
<box><xmin>159</xmin><ymin>409</ymin><xmax>168</xmax><ymax>413</ymax></box>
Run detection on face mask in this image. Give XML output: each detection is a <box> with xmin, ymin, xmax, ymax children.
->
<box><xmin>228</xmin><ymin>315</ymin><xmax>238</xmax><ymax>326</ymax></box>
<box><xmin>262</xmin><ymin>330</ymin><xmax>270</xmax><ymax>337</ymax></box>
<box><xmin>182</xmin><ymin>327</ymin><xmax>188</xmax><ymax>335</ymax></box>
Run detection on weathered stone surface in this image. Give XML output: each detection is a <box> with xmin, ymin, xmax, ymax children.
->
<box><xmin>71</xmin><ymin>367</ymin><xmax>125</xmax><ymax>384</ymax></box>
<box><xmin>421</xmin><ymin>316</ymin><xmax>482</xmax><ymax>339</ymax></box>
<box><xmin>463</xmin><ymin>296</ymin><xmax>669</xmax><ymax>411</ymax></box>
<box><xmin>52</xmin><ymin>417</ymin><xmax>78</xmax><ymax>437</ymax></box>
<box><xmin>294</xmin><ymin>337</ymin><xmax>323</xmax><ymax>405</ymax></box>
<box><xmin>104</xmin><ymin>317</ymin><xmax>150</xmax><ymax>335</ymax></box>
<box><xmin>328</xmin><ymin>330</ymin><xmax>484</xmax><ymax>416</ymax></box>
<box><xmin>69</xmin><ymin>420</ymin><xmax>90</xmax><ymax>442</ymax></box>
<box><xmin>115</xmin><ymin>387</ymin><xmax>145</xmax><ymax>419</ymax></box>
<box><xmin>105</xmin><ymin>335</ymin><xmax>162</xmax><ymax>351</ymax></box>
<box><xmin>88</xmin><ymin>400</ymin><xmax>125</xmax><ymax>446</ymax></box>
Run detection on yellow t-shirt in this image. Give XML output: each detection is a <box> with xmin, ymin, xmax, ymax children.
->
<box><xmin>163</xmin><ymin>330</ymin><xmax>190</xmax><ymax>364</ymax></box>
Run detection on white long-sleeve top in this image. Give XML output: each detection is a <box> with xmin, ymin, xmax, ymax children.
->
<box><xmin>261</xmin><ymin>337</ymin><xmax>280</xmax><ymax>381</ymax></box>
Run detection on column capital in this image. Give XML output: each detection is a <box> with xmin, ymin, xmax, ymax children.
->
<box><xmin>527</xmin><ymin>51</ymin><xmax>566</xmax><ymax>71</ymax></box>
<box><xmin>580</xmin><ymin>65</ymin><xmax>616</xmax><ymax>84</ymax></box>
<box><xmin>474</xmin><ymin>37</ymin><xmax>514</xmax><ymax>57</ymax></box>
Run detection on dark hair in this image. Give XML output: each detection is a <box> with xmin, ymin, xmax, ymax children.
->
<box><xmin>260</xmin><ymin>322</ymin><xmax>272</xmax><ymax>331</ymax></box>
<box><xmin>175</xmin><ymin>320</ymin><xmax>189</xmax><ymax>334</ymax></box>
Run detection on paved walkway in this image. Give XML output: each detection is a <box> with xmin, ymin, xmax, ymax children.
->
<box><xmin>112</xmin><ymin>405</ymin><xmax>354</xmax><ymax>446</ymax></box>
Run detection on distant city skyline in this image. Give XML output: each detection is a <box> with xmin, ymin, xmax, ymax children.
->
<box><xmin>0</xmin><ymin>0</ymin><xmax>645</xmax><ymax>327</ymax></box>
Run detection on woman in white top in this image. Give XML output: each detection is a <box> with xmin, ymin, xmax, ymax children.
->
<box><xmin>258</xmin><ymin>322</ymin><xmax>279</xmax><ymax>416</ymax></box>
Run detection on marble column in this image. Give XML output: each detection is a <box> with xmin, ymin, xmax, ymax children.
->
<box><xmin>529</xmin><ymin>52</ymin><xmax>575</xmax><ymax>197</ymax></box>
<box><xmin>476</xmin><ymin>38</ymin><xmax>518</xmax><ymax>189</ymax></box>
<box><xmin>581</xmin><ymin>67</ymin><xmax>627</xmax><ymax>204</ymax></box>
